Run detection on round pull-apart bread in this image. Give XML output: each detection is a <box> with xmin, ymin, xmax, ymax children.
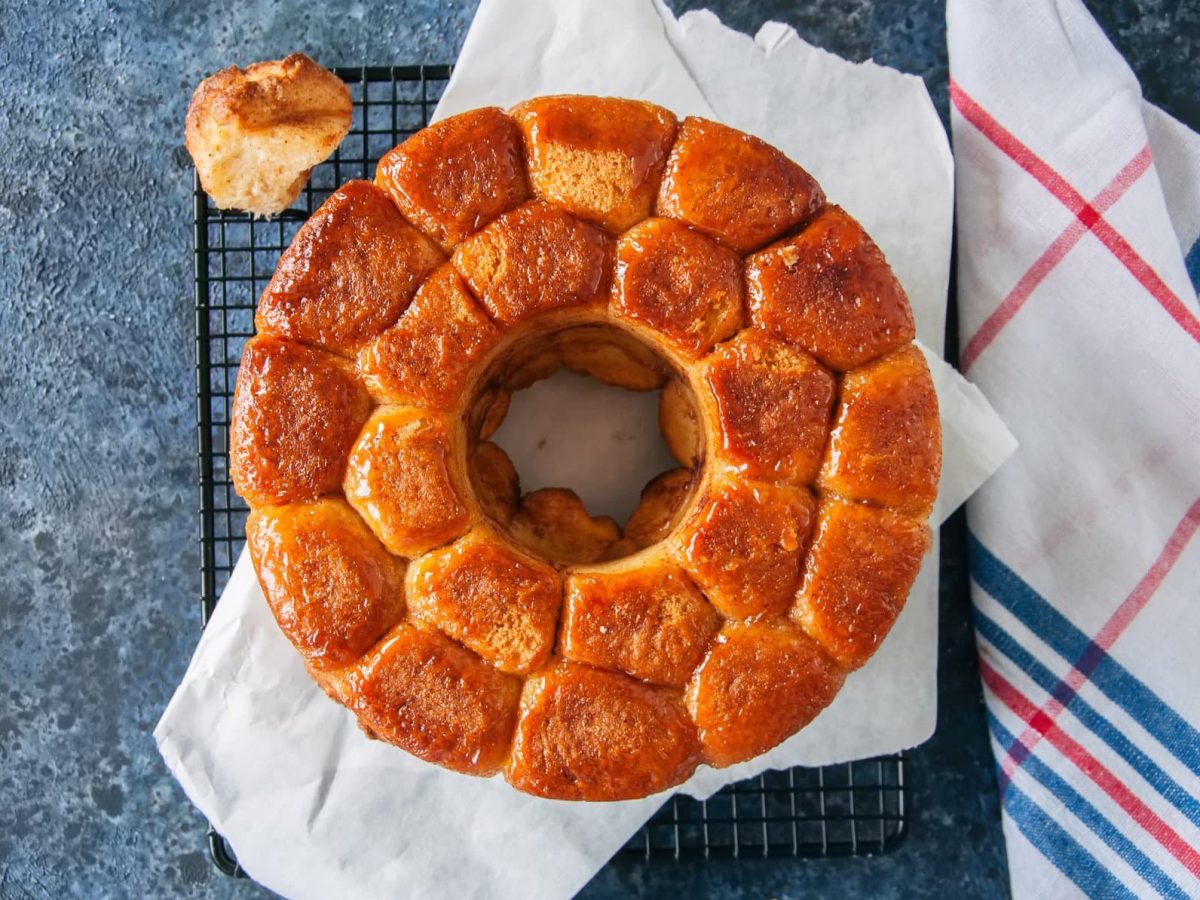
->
<box><xmin>229</xmin><ymin>96</ymin><xmax>942</xmax><ymax>801</ymax></box>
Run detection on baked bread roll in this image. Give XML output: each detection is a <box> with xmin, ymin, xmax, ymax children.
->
<box><xmin>231</xmin><ymin>96</ymin><xmax>941</xmax><ymax>801</ymax></box>
<box><xmin>186</xmin><ymin>54</ymin><xmax>352</xmax><ymax>216</ymax></box>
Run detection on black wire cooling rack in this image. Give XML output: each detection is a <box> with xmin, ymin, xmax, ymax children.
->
<box><xmin>192</xmin><ymin>64</ymin><xmax>909</xmax><ymax>877</ymax></box>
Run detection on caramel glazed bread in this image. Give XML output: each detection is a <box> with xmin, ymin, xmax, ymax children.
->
<box><xmin>230</xmin><ymin>95</ymin><xmax>942</xmax><ymax>801</ymax></box>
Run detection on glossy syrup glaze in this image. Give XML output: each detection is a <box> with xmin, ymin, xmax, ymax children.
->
<box><xmin>230</xmin><ymin>334</ymin><xmax>371</xmax><ymax>506</ymax></box>
<box><xmin>352</xmin><ymin>623</ymin><xmax>522</xmax><ymax>775</ymax></box>
<box><xmin>357</xmin><ymin>264</ymin><xmax>499</xmax><ymax>410</ymax></box>
<box><xmin>375</xmin><ymin>106</ymin><xmax>529</xmax><ymax>252</ymax></box>
<box><xmin>703</xmin><ymin>328</ymin><xmax>836</xmax><ymax>486</ymax></box>
<box><xmin>256</xmin><ymin>180</ymin><xmax>444</xmax><ymax>356</ymax></box>
<box><xmin>406</xmin><ymin>527</ymin><xmax>562</xmax><ymax>675</ymax></box>
<box><xmin>679</xmin><ymin>475</ymin><xmax>817</xmax><ymax>620</ymax></box>
<box><xmin>342</xmin><ymin>407</ymin><xmax>471</xmax><ymax>557</ymax></box>
<box><xmin>612</xmin><ymin>217</ymin><xmax>743</xmax><ymax>359</ymax></box>
<box><xmin>792</xmin><ymin>498</ymin><xmax>931</xmax><ymax>669</ymax></box>
<box><xmin>451</xmin><ymin>200</ymin><xmax>614</xmax><ymax>325</ymax></box>
<box><xmin>512</xmin><ymin>95</ymin><xmax>677</xmax><ymax>233</ymax></box>
<box><xmin>507</xmin><ymin>662</ymin><xmax>701</xmax><ymax>800</ymax></box>
<box><xmin>233</xmin><ymin>94</ymin><xmax>942</xmax><ymax>800</ymax></box>
<box><xmin>746</xmin><ymin>205</ymin><xmax>916</xmax><ymax>372</ymax></box>
<box><xmin>819</xmin><ymin>345</ymin><xmax>941</xmax><ymax>516</ymax></box>
<box><xmin>247</xmin><ymin>498</ymin><xmax>405</xmax><ymax>670</ymax></box>
<box><xmin>656</xmin><ymin>116</ymin><xmax>825</xmax><ymax>253</ymax></box>
<box><xmin>561</xmin><ymin>564</ymin><xmax>720</xmax><ymax>688</ymax></box>
<box><xmin>686</xmin><ymin>621</ymin><xmax>845</xmax><ymax>767</ymax></box>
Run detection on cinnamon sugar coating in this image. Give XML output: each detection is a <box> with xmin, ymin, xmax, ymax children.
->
<box><xmin>622</xmin><ymin>468</ymin><xmax>694</xmax><ymax>551</ymax></box>
<box><xmin>256</xmin><ymin>180</ymin><xmax>443</xmax><ymax>356</ymax></box>
<box><xmin>231</xmin><ymin>96</ymin><xmax>939</xmax><ymax>801</ymax></box>
<box><xmin>230</xmin><ymin>334</ymin><xmax>371</xmax><ymax>506</ymax></box>
<box><xmin>470</xmin><ymin>441</ymin><xmax>520</xmax><ymax>524</ymax></box>
<box><xmin>247</xmin><ymin>498</ymin><xmax>405</xmax><ymax>670</ymax></box>
<box><xmin>407</xmin><ymin>528</ymin><xmax>561</xmax><ymax>675</ymax></box>
<box><xmin>343</xmin><ymin>408</ymin><xmax>471</xmax><ymax>557</ymax></box>
<box><xmin>746</xmin><ymin>206</ymin><xmax>914</xmax><ymax>371</ymax></box>
<box><xmin>358</xmin><ymin>264</ymin><xmax>499</xmax><ymax>410</ymax></box>
<box><xmin>507</xmin><ymin>663</ymin><xmax>701</xmax><ymax>800</ymax></box>
<box><xmin>659</xmin><ymin>377</ymin><xmax>702</xmax><ymax>468</ymax></box>
<box><xmin>508</xmin><ymin>488</ymin><xmax>622</xmax><ymax>565</ymax></box>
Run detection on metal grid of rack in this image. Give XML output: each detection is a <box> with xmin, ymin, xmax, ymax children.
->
<box><xmin>192</xmin><ymin>64</ymin><xmax>909</xmax><ymax>876</ymax></box>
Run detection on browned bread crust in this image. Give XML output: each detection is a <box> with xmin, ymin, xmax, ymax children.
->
<box><xmin>247</xmin><ymin>498</ymin><xmax>405</xmax><ymax>670</ymax></box>
<box><xmin>232</xmin><ymin>95</ymin><xmax>941</xmax><ymax>801</ymax></box>
<box><xmin>792</xmin><ymin>499</ymin><xmax>931</xmax><ymax>669</ymax></box>
<box><xmin>746</xmin><ymin>205</ymin><xmax>916</xmax><ymax>371</ymax></box>
<box><xmin>508</xmin><ymin>663</ymin><xmax>702</xmax><ymax>800</ymax></box>
<box><xmin>561</xmin><ymin>564</ymin><xmax>720</xmax><ymax>687</ymax></box>
<box><xmin>656</xmin><ymin>117</ymin><xmax>824</xmax><ymax>253</ymax></box>
<box><xmin>353</xmin><ymin>624</ymin><xmax>522</xmax><ymax>775</ymax></box>
<box><xmin>230</xmin><ymin>335</ymin><xmax>371</xmax><ymax>506</ymax></box>
<box><xmin>407</xmin><ymin>527</ymin><xmax>561</xmax><ymax>675</ymax></box>
<box><xmin>687</xmin><ymin>622</ymin><xmax>845</xmax><ymax>767</ymax></box>
<box><xmin>376</xmin><ymin>107</ymin><xmax>529</xmax><ymax>252</ymax></box>
<box><xmin>342</xmin><ymin>408</ymin><xmax>473</xmax><ymax>557</ymax></box>
<box><xmin>256</xmin><ymin>181</ymin><xmax>443</xmax><ymax>357</ymax></box>
<box><xmin>511</xmin><ymin>96</ymin><xmax>677</xmax><ymax>233</ymax></box>
<box><xmin>186</xmin><ymin>54</ymin><xmax>351</xmax><ymax>216</ymax></box>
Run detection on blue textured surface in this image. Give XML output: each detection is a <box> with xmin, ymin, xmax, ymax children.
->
<box><xmin>1</xmin><ymin>1</ymin><xmax>1196</xmax><ymax>897</ymax></box>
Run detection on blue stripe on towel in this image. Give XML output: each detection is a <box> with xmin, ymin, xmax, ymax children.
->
<box><xmin>1001</xmin><ymin>781</ymin><xmax>1139</xmax><ymax>900</ymax></box>
<box><xmin>989</xmin><ymin>714</ymin><xmax>1189</xmax><ymax>900</ymax></box>
<box><xmin>968</xmin><ymin>533</ymin><xmax>1200</xmax><ymax>779</ymax></box>
<box><xmin>974</xmin><ymin>610</ymin><xmax>1200</xmax><ymax>830</ymax></box>
<box><xmin>1185</xmin><ymin>236</ymin><xmax>1200</xmax><ymax>294</ymax></box>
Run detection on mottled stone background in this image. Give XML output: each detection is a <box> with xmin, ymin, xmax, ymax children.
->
<box><xmin>0</xmin><ymin>0</ymin><xmax>1196</xmax><ymax>896</ymax></box>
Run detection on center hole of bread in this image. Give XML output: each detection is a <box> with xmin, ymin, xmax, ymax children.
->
<box><xmin>494</xmin><ymin>369</ymin><xmax>674</xmax><ymax>521</ymax></box>
<box><xmin>468</xmin><ymin>321</ymin><xmax>703</xmax><ymax>566</ymax></box>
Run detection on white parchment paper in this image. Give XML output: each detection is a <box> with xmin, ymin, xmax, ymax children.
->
<box><xmin>156</xmin><ymin>2</ymin><xmax>1018</xmax><ymax>897</ymax></box>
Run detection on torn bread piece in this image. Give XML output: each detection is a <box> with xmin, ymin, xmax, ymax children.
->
<box><xmin>186</xmin><ymin>53</ymin><xmax>352</xmax><ymax>216</ymax></box>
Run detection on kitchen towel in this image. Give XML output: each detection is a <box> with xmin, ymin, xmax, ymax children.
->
<box><xmin>948</xmin><ymin>1</ymin><xmax>1200</xmax><ymax>897</ymax></box>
